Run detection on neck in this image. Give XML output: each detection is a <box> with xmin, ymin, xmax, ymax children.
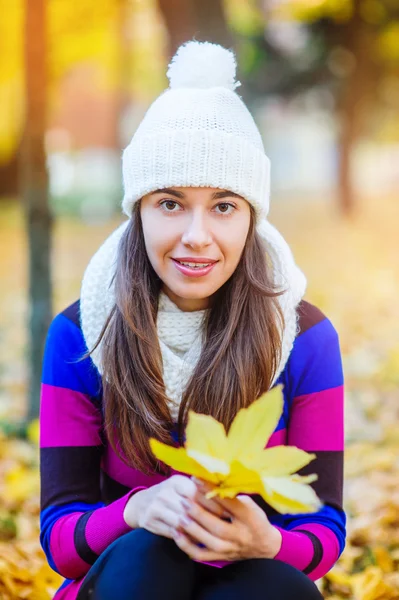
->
<box><xmin>161</xmin><ymin>286</ymin><xmax>211</xmax><ymax>312</ymax></box>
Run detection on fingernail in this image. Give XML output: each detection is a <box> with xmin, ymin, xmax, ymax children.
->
<box><xmin>180</xmin><ymin>516</ymin><xmax>191</xmax><ymax>527</ymax></box>
<box><xmin>182</xmin><ymin>499</ymin><xmax>191</xmax><ymax>510</ymax></box>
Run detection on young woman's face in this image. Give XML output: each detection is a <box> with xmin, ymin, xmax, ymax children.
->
<box><xmin>140</xmin><ymin>187</ymin><xmax>251</xmax><ymax>311</ymax></box>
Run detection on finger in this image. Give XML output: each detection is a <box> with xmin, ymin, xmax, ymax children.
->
<box><xmin>192</xmin><ymin>477</ymin><xmax>215</xmax><ymax>494</ymax></box>
<box><xmin>174</xmin><ymin>531</ymin><xmax>230</xmax><ymax>563</ymax></box>
<box><xmin>194</xmin><ymin>490</ymin><xmax>229</xmax><ymax>519</ymax></box>
<box><xmin>182</xmin><ymin>501</ymin><xmax>234</xmax><ymax>541</ymax></box>
<box><xmin>153</xmin><ymin>507</ymin><xmax>183</xmax><ymax>530</ymax></box>
<box><xmin>207</xmin><ymin>495</ymin><xmax>251</xmax><ymax>519</ymax></box>
<box><xmin>172</xmin><ymin>475</ymin><xmax>197</xmax><ymax>499</ymax></box>
<box><xmin>179</xmin><ymin>514</ymin><xmax>233</xmax><ymax>554</ymax></box>
<box><xmin>162</xmin><ymin>491</ymin><xmax>191</xmax><ymax>515</ymax></box>
<box><xmin>145</xmin><ymin>519</ymin><xmax>177</xmax><ymax>540</ymax></box>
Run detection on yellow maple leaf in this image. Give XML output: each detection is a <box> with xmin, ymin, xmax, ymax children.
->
<box><xmin>149</xmin><ymin>386</ymin><xmax>322</xmax><ymax>514</ymax></box>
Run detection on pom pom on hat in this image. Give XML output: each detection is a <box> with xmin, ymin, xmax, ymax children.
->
<box><xmin>167</xmin><ymin>40</ymin><xmax>241</xmax><ymax>91</ymax></box>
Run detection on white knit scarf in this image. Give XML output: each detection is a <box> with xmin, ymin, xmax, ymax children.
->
<box><xmin>80</xmin><ymin>219</ymin><xmax>307</xmax><ymax>418</ymax></box>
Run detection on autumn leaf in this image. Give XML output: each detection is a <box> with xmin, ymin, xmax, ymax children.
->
<box><xmin>150</xmin><ymin>386</ymin><xmax>321</xmax><ymax>514</ymax></box>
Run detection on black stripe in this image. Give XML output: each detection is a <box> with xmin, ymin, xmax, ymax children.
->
<box><xmin>74</xmin><ymin>511</ymin><xmax>99</xmax><ymax>565</ymax></box>
<box><xmin>295</xmin><ymin>529</ymin><xmax>324</xmax><ymax>575</ymax></box>
<box><xmin>40</xmin><ymin>446</ymin><xmax>103</xmax><ymax>510</ymax></box>
<box><xmin>296</xmin><ymin>301</ymin><xmax>326</xmax><ymax>337</ymax></box>
<box><xmin>297</xmin><ymin>450</ymin><xmax>344</xmax><ymax>510</ymax></box>
<box><xmin>100</xmin><ymin>469</ymin><xmax>131</xmax><ymax>505</ymax></box>
<box><xmin>62</xmin><ymin>300</ymin><xmax>81</xmax><ymax>329</ymax></box>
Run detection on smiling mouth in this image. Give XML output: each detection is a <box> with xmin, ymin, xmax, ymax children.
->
<box><xmin>172</xmin><ymin>259</ymin><xmax>218</xmax><ymax>269</ymax></box>
<box><xmin>175</xmin><ymin>261</ymin><xmax>212</xmax><ymax>269</ymax></box>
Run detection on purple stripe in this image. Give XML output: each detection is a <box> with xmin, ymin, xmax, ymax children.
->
<box><xmin>293</xmin><ymin>523</ymin><xmax>340</xmax><ymax>580</ymax></box>
<box><xmin>101</xmin><ymin>444</ymin><xmax>167</xmax><ymax>488</ymax></box>
<box><xmin>266</xmin><ymin>428</ymin><xmax>287</xmax><ymax>448</ymax></box>
<box><xmin>40</xmin><ymin>384</ymin><xmax>102</xmax><ymax>447</ymax></box>
<box><xmin>50</xmin><ymin>512</ymin><xmax>91</xmax><ymax>579</ymax></box>
<box><xmin>274</xmin><ymin>527</ymin><xmax>316</xmax><ymax>573</ymax></box>
<box><xmin>85</xmin><ymin>488</ymin><xmax>145</xmax><ymax>555</ymax></box>
<box><xmin>288</xmin><ymin>386</ymin><xmax>344</xmax><ymax>451</ymax></box>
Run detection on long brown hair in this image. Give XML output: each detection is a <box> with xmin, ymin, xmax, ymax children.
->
<box><xmin>92</xmin><ymin>200</ymin><xmax>286</xmax><ymax>474</ymax></box>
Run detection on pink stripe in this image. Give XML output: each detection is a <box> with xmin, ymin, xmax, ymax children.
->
<box><xmin>292</xmin><ymin>523</ymin><xmax>340</xmax><ymax>580</ymax></box>
<box><xmin>266</xmin><ymin>428</ymin><xmax>287</xmax><ymax>448</ymax></box>
<box><xmin>40</xmin><ymin>384</ymin><xmax>102</xmax><ymax>447</ymax></box>
<box><xmin>85</xmin><ymin>488</ymin><xmax>145</xmax><ymax>555</ymax></box>
<box><xmin>288</xmin><ymin>386</ymin><xmax>344</xmax><ymax>451</ymax></box>
<box><xmin>274</xmin><ymin>527</ymin><xmax>316</xmax><ymax>573</ymax></box>
<box><xmin>50</xmin><ymin>513</ymin><xmax>91</xmax><ymax>580</ymax></box>
<box><xmin>101</xmin><ymin>444</ymin><xmax>167</xmax><ymax>488</ymax></box>
<box><xmin>53</xmin><ymin>579</ymin><xmax>84</xmax><ymax>600</ymax></box>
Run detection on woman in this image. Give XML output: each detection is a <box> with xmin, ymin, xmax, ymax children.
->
<box><xmin>40</xmin><ymin>41</ymin><xmax>345</xmax><ymax>600</ymax></box>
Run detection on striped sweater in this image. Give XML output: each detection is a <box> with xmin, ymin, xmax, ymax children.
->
<box><xmin>40</xmin><ymin>299</ymin><xmax>346</xmax><ymax>600</ymax></box>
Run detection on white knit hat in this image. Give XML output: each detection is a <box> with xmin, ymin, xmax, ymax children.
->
<box><xmin>122</xmin><ymin>41</ymin><xmax>270</xmax><ymax>221</ymax></box>
<box><xmin>80</xmin><ymin>41</ymin><xmax>307</xmax><ymax>390</ymax></box>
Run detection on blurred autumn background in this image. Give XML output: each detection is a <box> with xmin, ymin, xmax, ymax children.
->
<box><xmin>0</xmin><ymin>0</ymin><xmax>399</xmax><ymax>598</ymax></box>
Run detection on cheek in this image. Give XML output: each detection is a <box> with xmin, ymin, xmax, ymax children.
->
<box><xmin>143</xmin><ymin>229</ymin><xmax>175</xmax><ymax>270</ymax></box>
<box><xmin>222</xmin><ymin>225</ymin><xmax>249</xmax><ymax>266</ymax></box>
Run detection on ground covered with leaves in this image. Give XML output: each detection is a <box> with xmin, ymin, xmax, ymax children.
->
<box><xmin>0</xmin><ymin>194</ymin><xmax>398</xmax><ymax>599</ymax></box>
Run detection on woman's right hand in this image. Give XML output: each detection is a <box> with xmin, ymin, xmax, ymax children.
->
<box><xmin>123</xmin><ymin>475</ymin><xmax>226</xmax><ymax>539</ymax></box>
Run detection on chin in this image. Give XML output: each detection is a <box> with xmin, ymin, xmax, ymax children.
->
<box><xmin>166</xmin><ymin>280</ymin><xmax>222</xmax><ymax>300</ymax></box>
<box><xmin>172</xmin><ymin>284</ymin><xmax>216</xmax><ymax>300</ymax></box>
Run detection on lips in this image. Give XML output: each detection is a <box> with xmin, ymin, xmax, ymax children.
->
<box><xmin>173</xmin><ymin>258</ymin><xmax>218</xmax><ymax>265</ymax></box>
<box><xmin>171</xmin><ymin>258</ymin><xmax>218</xmax><ymax>278</ymax></box>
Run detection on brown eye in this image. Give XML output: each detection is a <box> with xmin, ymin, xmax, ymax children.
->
<box><xmin>215</xmin><ymin>202</ymin><xmax>235</xmax><ymax>216</ymax></box>
<box><xmin>160</xmin><ymin>200</ymin><xmax>180</xmax><ymax>212</ymax></box>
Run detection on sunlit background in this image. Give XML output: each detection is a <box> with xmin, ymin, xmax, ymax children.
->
<box><xmin>0</xmin><ymin>0</ymin><xmax>399</xmax><ymax>598</ymax></box>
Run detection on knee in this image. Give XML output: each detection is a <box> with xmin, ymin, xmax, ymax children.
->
<box><xmin>272</xmin><ymin>560</ymin><xmax>322</xmax><ymax>598</ymax></box>
<box><xmin>106</xmin><ymin>528</ymin><xmax>176</xmax><ymax>562</ymax></box>
<box><xmin>79</xmin><ymin>529</ymin><xmax>191</xmax><ymax>600</ymax></box>
<box><xmin>240</xmin><ymin>559</ymin><xmax>323</xmax><ymax>600</ymax></box>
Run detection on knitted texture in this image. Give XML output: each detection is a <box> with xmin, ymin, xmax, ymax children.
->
<box><xmin>122</xmin><ymin>41</ymin><xmax>270</xmax><ymax>220</ymax></box>
<box><xmin>157</xmin><ymin>291</ymin><xmax>205</xmax><ymax>420</ymax></box>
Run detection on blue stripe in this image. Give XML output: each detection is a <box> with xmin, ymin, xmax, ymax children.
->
<box><xmin>42</xmin><ymin>314</ymin><xmax>102</xmax><ymax>398</ymax></box>
<box><xmin>269</xmin><ymin>503</ymin><xmax>346</xmax><ymax>555</ymax></box>
<box><xmin>56</xmin><ymin>578</ymin><xmax>74</xmax><ymax>593</ymax></box>
<box><xmin>286</xmin><ymin>318</ymin><xmax>344</xmax><ymax>396</ymax></box>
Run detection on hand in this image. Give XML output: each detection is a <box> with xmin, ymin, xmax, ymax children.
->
<box><xmin>123</xmin><ymin>475</ymin><xmax>227</xmax><ymax>540</ymax></box>
<box><xmin>173</xmin><ymin>480</ymin><xmax>282</xmax><ymax>563</ymax></box>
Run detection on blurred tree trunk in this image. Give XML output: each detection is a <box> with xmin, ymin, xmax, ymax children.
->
<box><xmin>0</xmin><ymin>152</ymin><xmax>19</xmax><ymax>198</ymax></box>
<box><xmin>335</xmin><ymin>0</ymin><xmax>371</xmax><ymax>216</ymax></box>
<box><xmin>21</xmin><ymin>0</ymin><xmax>53</xmax><ymax>421</ymax></box>
<box><xmin>158</xmin><ymin>0</ymin><xmax>233</xmax><ymax>57</ymax></box>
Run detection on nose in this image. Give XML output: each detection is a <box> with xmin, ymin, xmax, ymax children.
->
<box><xmin>181</xmin><ymin>211</ymin><xmax>212</xmax><ymax>249</ymax></box>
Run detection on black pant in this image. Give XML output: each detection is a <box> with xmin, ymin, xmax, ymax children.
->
<box><xmin>77</xmin><ymin>528</ymin><xmax>323</xmax><ymax>600</ymax></box>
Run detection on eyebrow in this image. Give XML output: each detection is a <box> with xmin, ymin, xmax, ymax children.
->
<box><xmin>212</xmin><ymin>190</ymin><xmax>244</xmax><ymax>200</ymax></box>
<box><xmin>152</xmin><ymin>188</ymin><xmax>244</xmax><ymax>200</ymax></box>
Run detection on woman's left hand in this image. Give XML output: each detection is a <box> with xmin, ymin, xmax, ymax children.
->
<box><xmin>173</xmin><ymin>480</ymin><xmax>282</xmax><ymax>563</ymax></box>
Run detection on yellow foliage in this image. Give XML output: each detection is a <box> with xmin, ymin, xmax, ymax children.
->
<box><xmin>352</xmin><ymin>566</ymin><xmax>399</xmax><ymax>600</ymax></box>
<box><xmin>0</xmin><ymin>0</ymin><xmax>166</xmax><ymax>164</ymax></box>
<box><xmin>150</xmin><ymin>386</ymin><xmax>321</xmax><ymax>514</ymax></box>
<box><xmin>271</xmin><ymin>0</ymin><xmax>353</xmax><ymax>23</ymax></box>
<box><xmin>27</xmin><ymin>419</ymin><xmax>40</xmax><ymax>446</ymax></box>
<box><xmin>378</xmin><ymin>23</ymin><xmax>399</xmax><ymax>62</ymax></box>
<box><xmin>0</xmin><ymin>542</ymin><xmax>63</xmax><ymax>600</ymax></box>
